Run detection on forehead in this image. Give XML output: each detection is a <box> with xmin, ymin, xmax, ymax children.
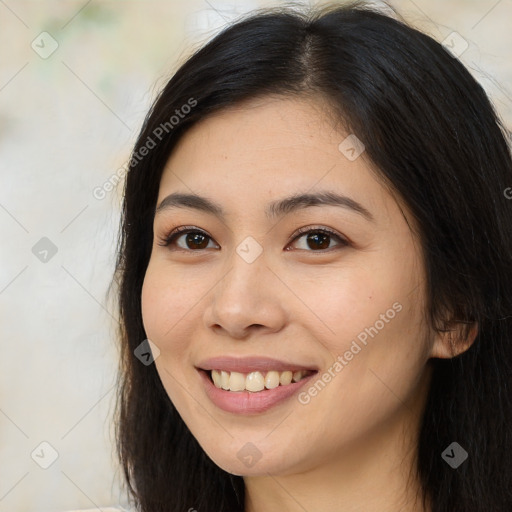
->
<box><xmin>157</xmin><ymin>95</ymin><xmax>407</xmax><ymax>228</ymax></box>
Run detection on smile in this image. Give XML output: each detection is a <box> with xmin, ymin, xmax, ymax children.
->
<box><xmin>196</xmin><ymin>356</ymin><xmax>319</xmax><ymax>414</ymax></box>
<box><xmin>198</xmin><ymin>370</ymin><xmax>317</xmax><ymax>415</ymax></box>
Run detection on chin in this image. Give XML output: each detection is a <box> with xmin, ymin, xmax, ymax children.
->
<box><xmin>207</xmin><ymin>450</ymin><xmax>292</xmax><ymax>477</ymax></box>
<box><xmin>194</xmin><ymin>434</ymin><xmax>305</xmax><ymax>477</ymax></box>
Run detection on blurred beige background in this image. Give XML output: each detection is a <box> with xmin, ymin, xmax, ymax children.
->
<box><xmin>0</xmin><ymin>1</ymin><xmax>510</xmax><ymax>511</ymax></box>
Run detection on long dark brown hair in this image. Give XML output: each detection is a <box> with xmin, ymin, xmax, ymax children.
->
<box><xmin>109</xmin><ymin>2</ymin><xmax>512</xmax><ymax>510</ymax></box>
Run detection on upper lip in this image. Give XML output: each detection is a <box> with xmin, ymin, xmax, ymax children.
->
<box><xmin>196</xmin><ymin>356</ymin><xmax>319</xmax><ymax>374</ymax></box>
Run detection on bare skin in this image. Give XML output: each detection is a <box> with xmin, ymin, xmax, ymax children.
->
<box><xmin>141</xmin><ymin>95</ymin><xmax>477</xmax><ymax>512</ymax></box>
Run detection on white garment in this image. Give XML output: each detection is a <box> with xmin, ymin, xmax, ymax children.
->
<box><xmin>64</xmin><ymin>508</ymin><xmax>134</xmax><ymax>512</ymax></box>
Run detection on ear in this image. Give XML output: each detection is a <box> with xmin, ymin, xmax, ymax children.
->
<box><xmin>430</xmin><ymin>321</ymin><xmax>479</xmax><ymax>359</ymax></box>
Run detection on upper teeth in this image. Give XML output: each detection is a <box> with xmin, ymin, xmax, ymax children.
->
<box><xmin>210</xmin><ymin>370</ymin><xmax>311</xmax><ymax>392</ymax></box>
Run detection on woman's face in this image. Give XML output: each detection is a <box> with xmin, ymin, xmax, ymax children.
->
<box><xmin>141</xmin><ymin>95</ymin><xmax>437</xmax><ymax>477</ymax></box>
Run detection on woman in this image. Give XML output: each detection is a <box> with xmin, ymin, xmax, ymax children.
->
<box><xmin>111</xmin><ymin>1</ymin><xmax>512</xmax><ymax>511</ymax></box>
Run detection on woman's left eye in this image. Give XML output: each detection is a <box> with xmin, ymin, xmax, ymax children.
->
<box><xmin>289</xmin><ymin>227</ymin><xmax>348</xmax><ymax>252</ymax></box>
<box><xmin>157</xmin><ymin>226</ymin><xmax>348</xmax><ymax>252</ymax></box>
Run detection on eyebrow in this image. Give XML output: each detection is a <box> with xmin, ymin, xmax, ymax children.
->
<box><xmin>154</xmin><ymin>190</ymin><xmax>375</xmax><ymax>223</ymax></box>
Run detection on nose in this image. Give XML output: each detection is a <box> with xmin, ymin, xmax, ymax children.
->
<box><xmin>202</xmin><ymin>249</ymin><xmax>288</xmax><ymax>340</ymax></box>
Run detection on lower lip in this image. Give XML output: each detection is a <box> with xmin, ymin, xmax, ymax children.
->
<box><xmin>199</xmin><ymin>369</ymin><xmax>316</xmax><ymax>414</ymax></box>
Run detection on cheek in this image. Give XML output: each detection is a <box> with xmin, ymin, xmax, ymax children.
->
<box><xmin>306</xmin><ymin>260</ymin><xmax>398</xmax><ymax>345</ymax></box>
<box><xmin>311</xmin><ymin>253</ymin><xmax>428</xmax><ymax>387</ymax></box>
<box><xmin>141</xmin><ymin>265</ymin><xmax>168</xmax><ymax>342</ymax></box>
<box><xmin>140</xmin><ymin>261</ymin><xmax>201</xmax><ymax>353</ymax></box>
<box><xmin>140</xmin><ymin>262</ymin><xmax>201</xmax><ymax>412</ymax></box>
<box><xmin>327</xmin><ymin>295</ymin><xmax>427</xmax><ymax>418</ymax></box>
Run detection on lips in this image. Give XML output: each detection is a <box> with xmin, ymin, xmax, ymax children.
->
<box><xmin>196</xmin><ymin>356</ymin><xmax>319</xmax><ymax>374</ymax></box>
<box><xmin>196</xmin><ymin>356</ymin><xmax>319</xmax><ymax>414</ymax></box>
<box><xmin>198</xmin><ymin>369</ymin><xmax>316</xmax><ymax>414</ymax></box>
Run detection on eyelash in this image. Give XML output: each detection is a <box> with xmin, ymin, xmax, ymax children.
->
<box><xmin>156</xmin><ymin>225</ymin><xmax>349</xmax><ymax>253</ymax></box>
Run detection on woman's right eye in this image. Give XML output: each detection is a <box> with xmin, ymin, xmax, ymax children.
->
<box><xmin>157</xmin><ymin>227</ymin><xmax>218</xmax><ymax>251</ymax></box>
